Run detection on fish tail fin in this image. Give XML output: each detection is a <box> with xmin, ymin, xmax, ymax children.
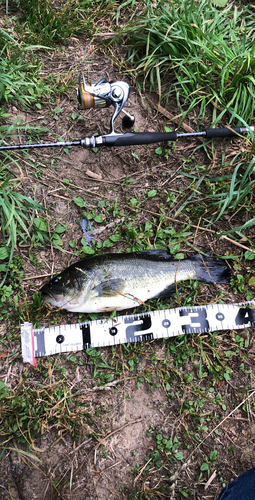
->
<box><xmin>191</xmin><ymin>255</ymin><xmax>230</xmax><ymax>284</ymax></box>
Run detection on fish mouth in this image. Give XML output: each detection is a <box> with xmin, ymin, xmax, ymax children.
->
<box><xmin>41</xmin><ymin>288</ymin><xmax>82</xmax><ymax>310</ymax></box>
<box><xmin>41</xmin><ymin>289</ymin><xmax>64</xmax><ymax>306</ymax></box>
<box><xmin>41</xmin><ymin>290</ymin><xmax>54</xmax><ymax>299</ymax></box>
<box><xmin>41</xmin><ymin>289</ymin><xmax>60</xmax><ymax>303</ymax></box>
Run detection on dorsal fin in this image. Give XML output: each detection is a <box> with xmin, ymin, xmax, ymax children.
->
<box><xmin>134</xmin><ymin>249</ymin><xmax>174</xmax><ymax>261</ymax></box>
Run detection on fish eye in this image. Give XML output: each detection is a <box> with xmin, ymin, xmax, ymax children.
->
<box><xmin>52</xmin><ymin>277</ymin><xmax>61</xmax><ymax>284</ymax></box>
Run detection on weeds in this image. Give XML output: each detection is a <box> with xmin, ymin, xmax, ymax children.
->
<box><xmin>114</xmin><ymin>0</ymin><xmax>255</xmax><ymax>124</ymax></box>
<box><xmin>209</xmin><ymin>155</ymin><xmax>255</xmax><ymax>224</ymax></box>
<box><xmin>0</xmin><ymin>25</ymin><xmax>54</xmax><ymax>282</ymax></box>
<box><xmin>15</xmin><ymin>0</ymin><xmax>118</xmax><ymax>44</ymax></box>
<box><xmin>16</xmin><ymin>0</ymin><xmax>84</xmax><ymax>44</ymax></box>
<box><xmin>0</xmin><ymin>32</ymin><xmax>51</xmax><ymax>108</ymax></box>
<box><xmin>0</xmin><ymin>377</ymin><xmax>94</xmax><ymax>445</ymax></box>
<box><xmin>0</xmin><ymin>175</ymin><xmax>43</xmax><ymax>286</ymax></box>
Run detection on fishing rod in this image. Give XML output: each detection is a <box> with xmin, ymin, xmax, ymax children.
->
<box><xmin>0</xmin><ymin>73</ymin><xmax>254</xmax><ymax>151</ymax></box>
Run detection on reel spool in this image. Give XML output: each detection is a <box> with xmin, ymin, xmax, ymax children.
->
<box><xmin>77</xmin><ymin>76</ymin><xmax>111</xmax><ymax>110</ymax></box>
<box><xmin>77</xmin><ymin>73</ymin><xmax>135</xmax><ymax>132</ymax></box>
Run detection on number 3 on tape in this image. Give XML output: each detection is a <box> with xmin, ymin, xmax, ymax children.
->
<box><xmin>180</xmin><ymin>308</ymin><xmax>209</xmax><ymax>334</ymax></box>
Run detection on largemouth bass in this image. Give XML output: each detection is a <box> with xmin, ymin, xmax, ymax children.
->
<box><xmin>40</xmin><ymin>250</ymin><xmax>230</xmax><ymax>313</ymax></box>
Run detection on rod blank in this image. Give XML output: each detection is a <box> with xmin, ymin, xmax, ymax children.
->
<box><xmin>0</xmin><ymin>126</ymin><xmax>253</xmax><ymax>151</ymax></box>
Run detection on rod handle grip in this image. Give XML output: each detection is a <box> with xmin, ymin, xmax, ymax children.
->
<box><xmin>205</xmin><ymin>127</ymin><xmax>248</xmax><ymax>139</ymax></box>
<box><xmin>103</xmin><ymin>131</ymin><xmax>178</xmax><ymax>147</ymax></box>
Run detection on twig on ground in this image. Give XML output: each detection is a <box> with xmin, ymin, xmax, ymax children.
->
<box><xmin>94</xmin><ymin>417</ymin><xmax>144</xmax><ymax>464</ymax></box>
<box><xmin>190</xmin><ymin>389</ymin><xmax>255</xmax><ymax>459</ymax></box>
<box><xmin>147</xmin><ymin>97</ymin><xmax>197</xmax><ymax>134</ymax></box>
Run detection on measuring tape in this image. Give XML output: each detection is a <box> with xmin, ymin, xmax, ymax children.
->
<box><xmin>20</xmin><ymin>301</ymin><xmax>255</xmax><ymax>366</ymax></box>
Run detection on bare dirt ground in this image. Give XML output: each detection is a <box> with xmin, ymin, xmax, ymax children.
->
<box><xmin>0</xmin><ymin>37</ymin><xmax>255</xmax><ymax>500</ymax></box>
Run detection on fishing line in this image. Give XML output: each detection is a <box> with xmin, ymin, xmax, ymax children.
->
<box><xmin>21</xmin><ymin>300</ymin><xmax>255</xmax><ymax>365</ymax></box>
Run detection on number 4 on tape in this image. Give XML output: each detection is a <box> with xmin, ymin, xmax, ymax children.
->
<box><xmin>21</xmin><ymin>301</ymin><xmax>255</xmax><ymax>365</ymax></box>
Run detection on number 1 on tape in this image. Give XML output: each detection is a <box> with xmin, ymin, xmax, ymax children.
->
<box><xmin>21</xmin><ymin>301</ymin><xmax>255</xmax><ymax>364</ymax></box>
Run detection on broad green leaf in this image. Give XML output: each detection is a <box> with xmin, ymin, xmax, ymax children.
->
<box><xmin>0</xmin><ymin>246</ymin><xmax>10</xmax><ymax>260</ymax></box>
<box><xmin>82</xmin><ymin>244</ymin><xmax>95</xmax><ymax>255</ymax></box>
<box><xmin>213</xmin><ymin>0</ymin><xmax>228</xmax><ymax>6</ymax></box>
<box><xmin>33</xmin><ymin>218</ymin><xmax>48</xmax><ymax>232</ymax></box>
<box><xmin>54</xmin><ymin>223</ymin><xmax>67</xmax><ymax>234</ymax></box>
<box><xmin>244</xmin><ymin>251</ymin><xmax>255</xmax><ymax>261</ymax></box>
<box><xmin>148</xmin><ymin>190</ymin><xmax>157</xmax><ymax>198</ymax></box>
<box><xmin>73</xmin><ymin>197</ymin><xmax>86</xmax><ymax>207</ymax></box>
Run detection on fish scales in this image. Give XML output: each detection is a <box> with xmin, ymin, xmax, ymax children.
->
<box><xmin>40</xmin><ymin>250</ymin><xmax>230</xmax><ymax>313</ymax></box>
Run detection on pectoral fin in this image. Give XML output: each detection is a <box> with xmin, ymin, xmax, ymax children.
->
<box><xmin>93</xmin><ymin>278</ymin><xmax>126</xmax><ymax>297</ymax></box>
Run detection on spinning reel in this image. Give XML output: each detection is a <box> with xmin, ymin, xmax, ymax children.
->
<box><xmin>77</xmin><ymin>73</ymin><xmax>135</xmax><ymax>133</ymax></box>
<box><xmin>0</xmin><ymin>73</ymin><xmax>253</xmax><ymax>151</ymax></box>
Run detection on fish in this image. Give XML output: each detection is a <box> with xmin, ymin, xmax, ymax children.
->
<box><xmin>40</xmin><ymin>249</ymin><xmax>230</xmax><ymax>313</ymax></box>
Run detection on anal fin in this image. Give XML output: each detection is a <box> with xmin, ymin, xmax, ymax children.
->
<box><xmin>154</xmin><ymin>283</ymin><xmax>179</xmax><ymax>299</ymax></box>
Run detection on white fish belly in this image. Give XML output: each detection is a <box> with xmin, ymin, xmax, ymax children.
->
<box><xmin>66</xmin><ymin>279</ymin><xmax>181</xmax><ymax>313</ymax></box>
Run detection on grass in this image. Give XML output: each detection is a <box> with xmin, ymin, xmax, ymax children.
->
<box><xmin>0</xmin><ymin>29</ymin><xmax>52</xmax><ymax>107</ymax></box>
<box><xmin>0</xmin><ymin>22</ymin><xmax>71</xmax><ymax>287</ymax></box>
<box><xmin>0</xmin><ymin>376</ymin><xmax>93</xmax><ymax>448</ymax></box>
<box><xmin>209</xmin><ymin>155</ymin><xmax>255</xmax><ymax>223</ymax></box>
<box><xmin>16</xmin><ymin>0</ymin><xmax>86</xmax><ymax>44</ymax></box>
<box><xmin>114</xmin><ymin>0</ymin><xmax>255</xmax><ymax>125</ymax></box>
<box><xmin>0</xmin><ymin>26</ymin><xmax>52</xmax><ymax>284</ymax></box>
<box><xmin>109</xmin><ymin>0</ymin><xmax>255</xmax><ymax>235</ymax></box>
<box><xmin>15</xmin><ymin>0</ymin><xmax>119</xmax><ymax>44</ymax></box>
<box><xmin>0</xmin><ymin>173</ymin><xmax>43</xmax><ymax>285</ymax></box>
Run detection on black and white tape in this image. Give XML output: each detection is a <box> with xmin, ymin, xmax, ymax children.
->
<box><xmin>21</xmin><ymin>300</ymin><xmax>255</xmax><ymax>365</ymax></box>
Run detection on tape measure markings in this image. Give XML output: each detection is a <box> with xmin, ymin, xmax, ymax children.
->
<box><xmin>21</xmin><ymin>301</ymin><xmax>255</xmax><ymax>364</ymax></box>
